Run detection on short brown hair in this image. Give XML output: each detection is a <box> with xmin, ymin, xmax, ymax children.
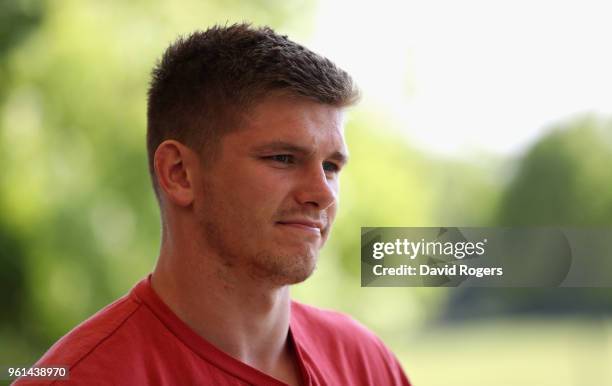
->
<box><xmin>146</xmin><ymin>23</ymin><xmax>360</xmax><ymax>198</ymax></box>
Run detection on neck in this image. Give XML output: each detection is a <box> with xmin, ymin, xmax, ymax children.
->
<box><xmin>151</xmin><ymin>239</ymin><xmax>293</xmax><ymax>371</ymax></box>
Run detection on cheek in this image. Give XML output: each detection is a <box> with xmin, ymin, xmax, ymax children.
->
<box><xmin>328</xmin><ymin>182</ymin><xmax>340</xmax><ymax>214</ymax></box>
<box><xmin>327</xmin><ymin>203</ymin><xmax>338</xmax><ymax>224</ymax></box>
<box><xmin>325</xmin><ymin>186</ymin><xmax>340</xmax><ymax>229</ymax></box>
<box><xmin>221</xmin><ymin>172</ymin><xmax>285</xmax><ymax>221</ymax></box>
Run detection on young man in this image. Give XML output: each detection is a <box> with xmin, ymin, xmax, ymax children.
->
<box><xmin>18</xmin><ymin>24</ymin><xmax>410</xmax><ymax>385</ymax></box>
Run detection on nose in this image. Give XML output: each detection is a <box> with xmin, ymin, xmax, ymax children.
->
<box><xmin>294</xmin><ymin>163</ymin><xmax>337</xmax><ymax>210</ymax></box>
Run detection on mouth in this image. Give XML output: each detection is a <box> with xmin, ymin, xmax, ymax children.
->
<box><xmin>276</xmin><ymin>220</ymin><xmax>323</xmax><ymax>235</ymax></box>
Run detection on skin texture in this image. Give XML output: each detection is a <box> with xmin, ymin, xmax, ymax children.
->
<box><xmin>150</xmin><ymin>95</ymin><xmax>347</xmax><ymax>385</ymax></box>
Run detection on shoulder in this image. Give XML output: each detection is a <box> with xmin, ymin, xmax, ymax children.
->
<box><xmin>40</xmin><ymin>293</ymin><xmax>141</xmax><ymax>367</ymax></box>
<box><xmin>16</xmin><ymin>292</ymin><xmax>144</xmax><ymax>385</ymax></box>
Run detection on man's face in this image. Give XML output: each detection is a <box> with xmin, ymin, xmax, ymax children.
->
<box><xmin>193</xmin><ymin>96</ymin><xmax>347</xmax><ymax>286</ymax></box>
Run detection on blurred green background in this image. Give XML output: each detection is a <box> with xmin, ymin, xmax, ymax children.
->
<box><xmin>2</xmin><ymin>0</ymin><xmax>612</xmax><ymax>385</ymax></box>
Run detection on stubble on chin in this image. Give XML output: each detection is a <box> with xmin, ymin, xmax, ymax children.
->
<box><xmin>197</xmin><ymin>216</ymin><xmax>320</xmax><ymax>287</ymax></box>
<box><xmin>247</xmin><ymin>249</ymin><xmax>319</xmax><ymax>287</ymax></box>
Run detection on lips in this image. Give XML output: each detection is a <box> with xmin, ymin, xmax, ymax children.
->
<box><xmin>276</xmin><ymin>219</ymin><xmax>324</xmax><ymax>234</ymax></box>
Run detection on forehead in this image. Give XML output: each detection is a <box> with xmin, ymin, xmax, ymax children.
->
<box><xmin>226</xmin><ymin>96</ymin><xmax>347</xmax><ymax>154</ymax></box>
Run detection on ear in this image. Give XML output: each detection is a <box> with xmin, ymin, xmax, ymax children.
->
<box><xmin>154</xmin><ymin>140</ymin><xmax>198</xmax><ymax>207</ymax></box>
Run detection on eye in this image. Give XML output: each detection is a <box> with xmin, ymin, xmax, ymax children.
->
<box><xmin>323</xmin><ymin>161</ymin><xmax>340</xmax><ymax>173</ymax></box>
<box><xmin>265</xmin><ymin>154</ymin><xmax>295</xmax><ymax>164</ymax></box>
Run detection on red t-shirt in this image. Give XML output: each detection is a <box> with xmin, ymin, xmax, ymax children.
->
<box><xmin>15</xmin><ymin>274</ymin><xmax>411</xmax><ymax>385</ymax></box>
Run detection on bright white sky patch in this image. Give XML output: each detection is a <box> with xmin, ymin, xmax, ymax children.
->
<box><xmin>309</xmin><ymin>0</ymin><xmax>612</xmax><ymax>156</ymax></box>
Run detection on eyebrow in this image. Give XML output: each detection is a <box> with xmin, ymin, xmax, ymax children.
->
<box><xmin>251</xmin><ymin>140</ymin><xmax>349</xmax><ymax>165</ymax></box>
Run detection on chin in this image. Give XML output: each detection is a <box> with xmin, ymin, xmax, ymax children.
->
<box><xmin>250</xmin><ymin>249</ymin><xmax>318</xmax><ymax>286</ymax></box>
<box><xmin>283</xmin><ymin>258</ymin><xmax>317</xmax><ymax>285</ymax></box>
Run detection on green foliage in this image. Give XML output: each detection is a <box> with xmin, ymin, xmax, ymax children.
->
<box><xmin>499</xmin><ymin>115</ymin><xmax>612</xmax><ymax>226</ymax></box>
<box><xmin>0</xmin><ymin>0</ymin><xmax>45</xmax><ymax>53</ymax></box>
<box><xmin>442</xmin><ymin>116</ymin><xmax>612</xmax><ymax>322</ymax></box>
